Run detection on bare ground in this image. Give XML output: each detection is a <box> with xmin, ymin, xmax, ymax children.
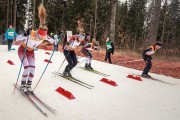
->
<box><xmin>37</xmin><ymin>44</ymin><xmax>180</xmax><ymax>79</ymax></box>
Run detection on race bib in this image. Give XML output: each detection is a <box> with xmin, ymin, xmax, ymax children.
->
<box><xmin>8</xmin><ymin>32</ymin><xmax>14</xmax><ymax>37</ymax></box>
<box><xmin>146</xmin><ymin>51</ymin><xmax>155</xmax><ymax>55</ymax></box>
<box><xmin>107</xmin><ymin>45</ymin><xmax>112</xmax><ymax>50</ymax></box>
<box><xmin>70</xmin><ymin>41</ymin><xmax>81</xmax><ymax>48</ymax></box>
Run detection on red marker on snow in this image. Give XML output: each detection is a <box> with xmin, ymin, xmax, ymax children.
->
<box><xmin>100</xmin><ymin>78</ymin><xmax>118</xmax><ymax>86</ymax></box>
<box><xmin>44</xmin><ymin>59</ymin><xmax>52</xmax><ymax>63</ymax></box>
<box><xmin>7</xmin><ymin>60</ymin><xmax>15</xmax><ymax>65</ymax></box>
<box><xmin>127</xmin><ymin>74</ymin><xmax>142</xmax><ymax>81</ymax></box>
<box><xmin>45</xmin><ymin>52</ymin><xmax>51</xmax><ymax>55</ymax></box>
<box><xmin>55</xmin><ymin>87</ymin><xmax>75</xmax><ymax>100</ymax></box>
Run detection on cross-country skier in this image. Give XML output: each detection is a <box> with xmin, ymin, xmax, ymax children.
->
<box><xmin>142</xmin><ymin>42</ymin><xmax>162</xmax><ymax>78</ymax></box>
<box><xmin>62</xmin><ymin>34</ymin><xmax>83</xmax><ymax>77</ymax></box>
<box><xmin>15</xmin><ymin>4</ymin><xmax>54</xmax><ymax>93</ymax></box>
<box><xmin>80</xmin><ymin>33</ymin><xmax>94</xmax><ymax>69</ymax></box>
<box><xmin>80</xmin><ymin>34</ymin><xmax>100</xmax><ymax>69</ymax></box>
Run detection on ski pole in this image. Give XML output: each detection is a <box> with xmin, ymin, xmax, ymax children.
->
<box><xmin>58</xmin><ymin>47</ymin><xmax>82</xmax><ymax>72</ymax></box>
<box><xmin>34</xmin><ymin>43</ymin><xmax>56</xmax><ymax>90</ymax></box>
<box><xmin>77</xmin><ymin>56</ymin><xmax>82</xmax><ymax>59</ymax></box>
<box><xmin>34</xmin><ymin>36</ymin><xmax>62</xmax><ymax>90</ymax></box>
<box><xmin>13</xmin><ymin>35</ymin><xmax>29</xmax><ymax>94</ymax></box>
<box><xmin>117</xmin><ymin>59</ymin><xmax>143</xmax><ymax>64</ymax></box>
<box><xmin>77</xmin><ymin>58</ymin><xmax>86</xmax><ymax>67</ymax></box>
<box><xmin>76</xmin><ymin>50</ymin><xmax>82</xmax><ymax>59</ymax></box>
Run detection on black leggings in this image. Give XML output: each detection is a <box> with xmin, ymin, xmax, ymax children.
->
<box><xmin>142</xmin><ymin>58</ymin><xmax>152</xmax><ymax>75</ymax></box>
<box><xmin>82</xmin><ymin>49</ymin><xmax>92</xmax><ymax>58</ymax></box>
<box><xmin>105</xmin><ymin>51</ymin><xmax>112</xmax><ymax>63</ymax></box>
<box><xmin>8</xmin><ymin>40</ymin><xmax>13</xmax><ymax>50</ymax></box>
<box><xmin>63</xmin><ymin>50</ymin><xmax>77</xmax><ymax>73</ymax></box>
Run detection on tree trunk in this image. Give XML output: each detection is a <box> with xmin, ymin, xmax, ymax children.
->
<box><xmin>13</xmin><ymin>0</ymin><xmax>17</xmax><ymax>29</ymax></box>
<box><xmin>94</xmin><ymin>0</ymin><xmax>98</xmax><ymax>39</ymax></box>
<box><xmin>7</xmin><ymin>0</ymin><xmax>9</xmax><ymax>29</ymax></box>
<box><xmin>148</xmin><ymin>0</ymin><xmax>161</xmax><ymax>45</ymax></box>
<box><xmin>32</xmin><ymin>0</ymin><xmax>36</xmax><ymax>30</ymax></box>
<box><xmin>110</xmin><ymin>0</ymin><xmax>117</xmax><ymax>42</ymax></box>
<box><xmin>10</xmin><ymin>1</ymin><xmax>13</xmax><ymax>25</ymax></box>
<box><xmin>161</xmin><ymin>0</ymin><xmax>168</xmax><ymax>44</ymax></box>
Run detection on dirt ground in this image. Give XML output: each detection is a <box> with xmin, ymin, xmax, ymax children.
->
<box><xmin>92</xmin><ymin>50</ymin><xmax>180</xmax><ymax>79</ymax></box>
<box><xmin>36</xmin><ymin>44</ymin><xmax>180</xmax><ymax>79</ymax></box>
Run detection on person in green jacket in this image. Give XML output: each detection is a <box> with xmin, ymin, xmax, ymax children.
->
<box><xmin>105</xmin><ymin>37</ymin><xmax>114</xmax><ymax>64</ymax></box>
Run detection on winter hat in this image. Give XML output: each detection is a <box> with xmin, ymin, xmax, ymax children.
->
<box><xmin>106</xmin><ymin>37</ymin><xmax>110</xmax><ymax>41</ymax></box>
<box><xmin>154</xmin><ymin>42</ymin><xmax>162</xmax><ymax>46</ymax></box>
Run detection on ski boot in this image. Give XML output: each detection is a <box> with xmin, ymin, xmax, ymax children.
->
<box><xmin>104</xmin><ymin>58</ymin><xmax>107</xmax><ymax>62</ymax></box>
<box><xmin>146</xmin><ymin>74</ymin><xmax>151</xmax><ymax>78</ymax></box>
<box><xmin>26</xmin><ymin>81</ymin><xmax>34</xmax><ymax>94</ymax></box>
<box><xmin>88</xmin><ymin>63</ymin><xmax>94</xmax><ymax>70</ymax></box>
<box><xmin>85</xmin><ymin>63</ymin><xmax>89</xmax><ymax>69</ymax></box>
<box><xmin>141</xmin><ymin>74</ymin><xmax>148</xmax><ymax>78</ymax></box>
<box><xmin>62</xmin><ymin>71</ymin><xmax>70</xmax><ymax>77</ymax></box>
<box><xmin>20</xmin><ymin>81</ymin><xmax>27</xmax><ymax>93</ymax></box>
<box><xmin>67</xmin><ymin>72</ymin><xmax>72</xmax><ymax>78</ymax></box>
<box><xmin>141</xmin><ymin>74</ymin><xmax>151</xmax><ymax>78</ymax></box>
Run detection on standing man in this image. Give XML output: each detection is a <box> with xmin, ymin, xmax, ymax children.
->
<box><xmin>105</xmin><ymin>37</ymin><xmax>114</xmax><ymax>64</ymax></box>
<box><xmin>5</xmin><ymin>25</ymin><xmax>17</xmax><ymax>51</ymax></box>
<box><xmin>50</xmin><ymin>32</ymin><xmax>60</xmax><ymax>51</ymax></box>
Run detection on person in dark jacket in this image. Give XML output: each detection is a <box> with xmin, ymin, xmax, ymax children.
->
<box><xmin>62</xmin><ymin>34</ymin><xmax>82</xmax><ymax>77</ymax></box>
<box><xmin>142</xmin><ymin>42</ymin><xmax>162</xmax><ymax>78</ymax></box>
<box><xmin>105</xmin><ymin>37</ymin><xmax>114</xmax><ymax>64</ymax></box>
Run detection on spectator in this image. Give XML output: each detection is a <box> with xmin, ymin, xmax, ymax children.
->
<box><xmin>105</xmin><ymin>37</ymin><xmax>114</xmax><ymax>64</ymax></box>
<box><xmin>5</xmin><ymin>25</ymin><xmax>17</xmax><ymax>51</ymax></box>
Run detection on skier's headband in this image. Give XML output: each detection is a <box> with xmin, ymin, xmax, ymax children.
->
<box><xmin>38</xmin><ymin>29</ymin><xmax>47</xmax><ymax>36</ymax></box>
